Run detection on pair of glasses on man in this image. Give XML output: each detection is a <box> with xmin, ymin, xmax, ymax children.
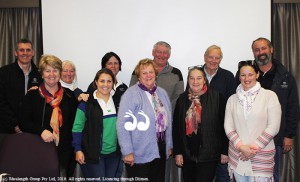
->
<box><xmin>188</xmin><ymin>65</ymin><xmax>203</xmax><ymax>70</ymax></box>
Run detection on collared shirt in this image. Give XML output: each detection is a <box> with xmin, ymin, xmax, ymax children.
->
<box><xmin>111</xmin><ymin>78</ymin><xmax>123</xmax><ymax>96</ymax></box>
<box><xmin>158</xmin><ymin>62</ymin><xmax>170</xmax><ymax>75</ymax></box>
<box><xmin>20</xmin><ymin>64</ymin><xmax>32</xmax><ymax>94</ymax></box>
<box><xmin>204</xmin><ymin>66</ymin><xmax>218</xmax><ymax>83</ymax></box>
<box><xmin>93</xmin><ymin>90</ymin><xmax>117</xmax><ymax>154</ymax></box>
<box><xmin>93</xmin><ymin>90</ymin><xmax>116</xmax><ymax>115</ymax></box>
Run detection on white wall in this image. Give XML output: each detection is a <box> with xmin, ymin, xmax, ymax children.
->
<box><xmin>42</xmin><ymin>0</ymin><xmax>271</xmax><ymax>90</ymax></box>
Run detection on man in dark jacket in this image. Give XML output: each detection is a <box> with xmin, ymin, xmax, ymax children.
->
<box><xmin>251</xmin><ymin>37</ymin><xmax>300</xmax><ymax>182</ymax></box>
<box><xmin>0</xmin><ymin>38</ymin><xmax>42</xmax><ymax>134</ymax></box>
<box><xmin>202</xmin><ymin>45</ymin><xmax>236</xmax><ymax>182</ymax></box>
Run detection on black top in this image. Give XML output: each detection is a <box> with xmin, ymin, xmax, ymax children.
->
<box><xmin>0</xmin><ymin>61</ymin><xmax>42</xmax><ymax>133</ymax></box>
<box><xmin>260</xmin><ymin>59</ymin><xmax>300</xmax><ymax>145</ymax></box>
<box><xmin>173</xmin><ymin>88</ymin><xmax>227</xmax><ymax>163</ymax></box>
<box><xmin>20</xmin><ymin>88</ymin><xmax>77</xmax><ymax>150</ymax></box>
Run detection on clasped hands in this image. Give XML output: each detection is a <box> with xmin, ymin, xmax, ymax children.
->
<box><xmin>239</xmin><ymin>145</ymin><xmax>259</xmax><ymax>161</ymax></box>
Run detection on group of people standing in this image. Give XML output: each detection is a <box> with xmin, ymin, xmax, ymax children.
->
<box><xmin>0</xmin><ymin>37</ymin><xmax>299</xmax><ymax>182</ymax></box>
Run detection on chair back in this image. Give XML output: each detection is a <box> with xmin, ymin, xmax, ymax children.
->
<box><xmin>0</xmin><ymin>132</ymin><xmax>59</xmax><ymax>177</ymax></box>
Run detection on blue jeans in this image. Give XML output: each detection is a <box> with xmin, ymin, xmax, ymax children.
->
<box><xmin>273</xmin><ymin>146</ymin><xmax>282</xmax><ymax>182</ymax></box>
<box><xmin>81</xmin><ymin>152</ymin><xmax>122</xmax><ymax>179</ymax></box>
<box><xmin>234</xmin><ymin>172</ymin><xmax>273</xmax><ymax>182</ymax></box>
<box><xmin>116</xmin><ymin>157</ymin><xmax>124</xmax><ymax>177</ymax></box>
<box><xmin>215</xmin><ymin>162</ymin><xmax>230</xmax><ymax>182</ymax></box>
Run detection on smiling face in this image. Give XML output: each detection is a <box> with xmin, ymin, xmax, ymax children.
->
<box><xmin>105</xmin><ymin>56</ymin><xmax>120</xmax><ymax>76</ymax></box>
<box><xmin>61</xmin><ymin>63</ymin><xmax>75</xmax><ymax>84</ymax></box>
<box><xmin>14</xmin><ymin>43</ymin><xmax>35</xmax><ymax>65</ymax></box>
<box><xmin>43</xmin><ymin>65</ymin><xmax>60</xmax><ymax>89</ymax></box>
<box><xmin>239</xmin><ymin>65</ymin><xmax>259</xmax><ymax>91</ymax></box>
<box><xmin>95</xmin><ymin>73</ymin><xmax>113</xmax><ymax>97</ymax></box>
<box><xmin>188</xmin><ymin>69</ymin><xmax>206</xmax><ymax>94</ymax></box>
<box><xmin>152</xmin><ymin>44</ymin><xmax>170</xmax><ymax>68</ymax></box>
<box><xmin>204</xmin><ymin>48</ymin><xmax>222</xmax><ymax>74</ymax></box>
<box><xmin>138</xmin><ymin>64</ymin><xmax>156</xmax><ymax>89</ymax></box>
<box><xmin>252</xmin><ymin>39</ymin><xmax>273</xmax><ymax>66</ymax></box>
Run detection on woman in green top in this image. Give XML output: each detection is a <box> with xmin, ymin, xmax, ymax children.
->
<box><xmin>72</xmin><ymin>68</ymin><xmax>122</xmax><ymax>178</ymax></box>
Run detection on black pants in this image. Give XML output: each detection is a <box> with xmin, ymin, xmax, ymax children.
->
<box><xmin>58</xmin><ymin>147</ymin><xmax>76</xmax><ymax>181</ymax></box>
<box><xmin>126</xmin><ymin>141</ymin><xmax>166</xmax><ymax>182</ymax></box>
<box><xmin>182</xmin><ymin>159</ymin><xmax>218</xmax><ymax>182</ymax></box>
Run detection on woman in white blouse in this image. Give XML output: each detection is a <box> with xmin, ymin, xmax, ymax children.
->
<box><xmin>224</xmin><ymin>60</ymin><xmax>281</xmax><ymax>182</ymax></box>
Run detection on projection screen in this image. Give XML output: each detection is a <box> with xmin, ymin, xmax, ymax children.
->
<box><xmin>42</xmin><ymin>0</ymin><xmax>271</xmax><ymax>89</ymax></box>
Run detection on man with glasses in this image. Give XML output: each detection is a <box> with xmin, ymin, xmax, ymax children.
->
<box><xmin>0</xmin><ymin>38</ymin><xmax>42</xmax><ymax>134</ymax></box>
<box><xmin>129</xmin><ymin>41</ymin><xmax>184</xmax><ymax>182</ymax></box>
<box><xmin>251</xmin><ymin>37</ymin><xmax>300</xmax><ymax>182</ymax></box>
<box><xmin>202</xmin><ymin>45</ymin><xmax>236</xmax><ymax>182</ymax></box>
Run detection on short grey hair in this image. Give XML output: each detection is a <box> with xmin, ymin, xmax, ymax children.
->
<box><xmin>62</xmin><ymin>60</ymin><xmax>76</xmax><ymax>72</ymax></box>
<box><xmin>62</xmin><ymin>60</ymin><xmax>77</xmax><ymax>83</ymax></box>
<box><xmin>204</xmin><ymin>45</ymin><xmax>223</xmax><ymax>59</ymax></box>
<box><xmin>153</xmin><ymin>41</ymin><xmax>171</xmax><ymax>53</ymax></box>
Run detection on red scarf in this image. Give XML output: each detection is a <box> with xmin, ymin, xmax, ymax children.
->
<box><xmin>39</xmin><ymin>82</ymin><xmax>64</xmax><ymax>146</ymax></box>
<box><xmin>185</xmin><ymin>84</ymin><xmax>207</xmax><ymax>136</ymax></box>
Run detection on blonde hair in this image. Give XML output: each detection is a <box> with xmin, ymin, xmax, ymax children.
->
<box><xmin>38</xmin><ymin>55</ymin><xmax>62</xmax><ymax>74</ymax></box>
<box><xmin>134</xmin><ymin>58</ymin><xmax>158</xmax><ymax>78</ymax></box>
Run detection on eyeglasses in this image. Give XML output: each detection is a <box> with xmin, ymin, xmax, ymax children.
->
<box><xmin>188</xmin><ymin>65</ymin><xmax>203</xmax><ymax>70</ymax></box>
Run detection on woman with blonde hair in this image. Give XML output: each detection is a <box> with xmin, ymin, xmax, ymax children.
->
<box><xmin>21</xmin><ymin>55</ymin><xmax>77</xmax><ymax>179</ymax></box>
<box><xmin>117</xmin><ymin>59</ymin><xmax>173</xmax><ymax>182</ymax></box>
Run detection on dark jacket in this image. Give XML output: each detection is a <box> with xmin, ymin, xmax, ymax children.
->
<box><xmin>205</xmin><ymin>65</ymin><xmax>237</xmax><ymax>101</ymax></box>
<box><xmin>186</xmin><ymin>66</ymin><xmax>236</xmax><ymax>101</ymax></box>
<box><xmin>76</xmin><ymin>96</ymin><xmax>121</xmax><ymax>163</ymax></box>
<box><xmin>173</xmin><ymin>88</ymin><xmax>227</xmax><ymax>163</ymax></box>
<box><xmin>0</xmin><ymin>61</ymin><xmax>42</xmax><ymax>133</ymax></box>
<box><xmin>20</xmin><ymin>87</ymin><xmax>77</xmax><ymax>150</ymax></box>
<box><xmin>263</xmin><ymin>59</ymin><xmax>300</xmax><ymax>146</ymax></box>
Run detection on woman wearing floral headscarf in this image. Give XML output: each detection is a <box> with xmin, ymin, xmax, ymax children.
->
<box><xmin>173</xmin><ymin>66</ymin><xmax>227</xmax><ymax>182</ymax></box>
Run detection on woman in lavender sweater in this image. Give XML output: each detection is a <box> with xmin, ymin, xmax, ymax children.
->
<box><xmin>117</xmin><ymin>59</ymin><xmax>173</xmax><ymax>182</ymax></box>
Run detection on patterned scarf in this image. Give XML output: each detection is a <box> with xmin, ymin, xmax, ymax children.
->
<box><xmin>236</xmin><ymin>82</ymin><xmax>261</xmax><ymax>119</ymax></box>
<box><xmin>39</xmin><ymin>82</ymin><xmax>64</xmax><ymax>146</ymax></box>
<box><xmin>138</xmin><ymin>83</ymin><xmax>168</xmax><ymax>141</ymax></box>
<box><xmin>185</xmin><ymin>84</ymin><xmax>207</xmax><ymax>136</ymax></box>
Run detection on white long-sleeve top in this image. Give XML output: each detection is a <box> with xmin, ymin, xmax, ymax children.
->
<box><xmin>224</xmin><ymin>87</ymin><xmax>281</xmax><ymax>177</ymax></box>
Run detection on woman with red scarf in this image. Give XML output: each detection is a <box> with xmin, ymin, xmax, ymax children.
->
<box><xmin>20</xmin><ymin>55</ymin><xmax>77</xmax><ymax>179</ymax></box>
<box><xmin>172</xmin><ymin>66</ymin><xmax>227</xmax><ymax>182</ymax></box>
